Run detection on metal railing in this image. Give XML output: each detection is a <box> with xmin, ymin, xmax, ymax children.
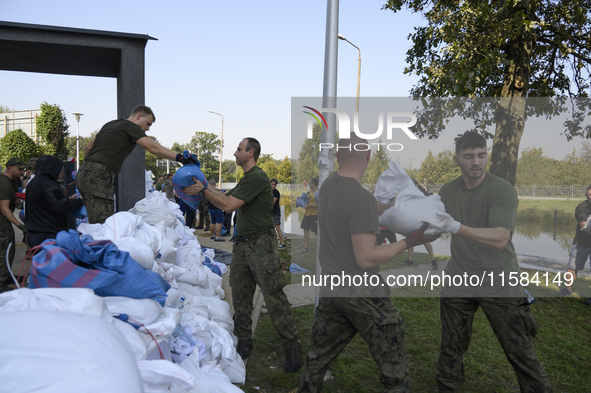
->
<box><xmin>425</xmin><ymin>184</ymin><xmax>587</xmax><ymax>198</ymax></box>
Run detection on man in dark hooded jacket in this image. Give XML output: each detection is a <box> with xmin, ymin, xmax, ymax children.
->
<box><xmin>25</xmin><ymin>155</ymin><xmax>84</xmax><ymax>248</ymax></box>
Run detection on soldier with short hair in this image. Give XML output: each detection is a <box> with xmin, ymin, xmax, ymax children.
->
<box><xmin>183</xmin><ymin>137</ymin><xmax>301</xmax><ymax>372</ymax></box>
<box><xmin>0</xmin><ymin>158</ymin><xmax>26</xmax><ymax>292</ymax></box>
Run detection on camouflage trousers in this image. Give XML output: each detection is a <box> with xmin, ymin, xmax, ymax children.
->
<box><xmin>436</xmin><ymin>287</ymin><xmax>553</xmax><ymax>392</ymax></box>
<box><xmin>230</xmin><ymin>231</ymin><xmax>298</xmax><ymax>348</ymax></box>
<box><xmin>298</xmin><ymin>296</ymin><xmax>411</xmax><ymax>393</ymax></box>
<box><xmin>76</xmin><ymin>162</ymin><xmax>116</xmax><ymax>224</ymax></box>
<box><xmin>0</xmin><ymin>226</ymin><xmax>15</xmax><ymax>286</ymax></box>
<box><xmin>197</xmin><ymin>198</ymin><xmax>210</xmax><ymax>227</ymax></box>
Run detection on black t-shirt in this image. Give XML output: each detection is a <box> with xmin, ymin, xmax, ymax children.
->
<box><xmin>574</xmin><ymin>199</ymin><xmax>591</xmax><ymax>247</ymax></box>
<box><xmin>85</xmin><ymin>119</ymin><xmax>147</xmax><ymax>174</ymax></box>
<box><xmin>272</xmin><ymin>189</ymin><xmax>280</xmax><ymax>215</ymax></box>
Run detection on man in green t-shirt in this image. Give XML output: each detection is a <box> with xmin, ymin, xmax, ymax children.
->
<box><xmin>76</xmin><ymin>105</ymin><xmax>196</xmax><ymax>224</ymax></box>
<box><xmin>0</xmin><ymin>157</ymin><xmax>26</xmax><ymax>292</ymax></box>
<box><xmin>183</xmin><ymin>137</ymin><xmax>301</xmax><ymax>373</ymax></box>
<box><xmin>426</xmin><ymin>131</ymin><xmax>552</xmax><ymax>392</ymax></box>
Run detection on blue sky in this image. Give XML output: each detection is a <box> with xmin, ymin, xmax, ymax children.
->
<box><xmin>1</xmin><ymin>0</ymin><xmax>586</xmax><ymax>167</ymax></box>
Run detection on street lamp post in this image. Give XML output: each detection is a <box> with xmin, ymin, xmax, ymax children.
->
<box><xmin>72</xmin><ymin>112</ymin><xmax>84</xmax><ymax>171</ymax></box>
<box><xmin>209</xmin><ymin>110</ymin><xmax>224</xmax><ymax>186</ymax></box>
<box><xmin>338</xmin><ymin>34</ymin><xmax>361</xmax><ymax>112</ymax></box>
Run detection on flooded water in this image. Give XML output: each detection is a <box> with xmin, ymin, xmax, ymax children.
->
<box><xmin>284</xmin><ymin>208</ymin><xmax>579</xmax><ymax>272</ymax></box>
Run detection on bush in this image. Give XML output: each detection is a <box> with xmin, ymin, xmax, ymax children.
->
<box><xmin>0</xmin><ymin>129</ymin><xmax>43</xmax><ymax>167</ymax></box>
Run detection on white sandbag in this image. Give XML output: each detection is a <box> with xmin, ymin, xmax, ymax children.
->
<box><xmin>166</xmin><ymin>287</ymin><xmax>181</xmax><ymax>308</ymax></box>
<box><xmin>156</xmin><ymin>237</ymin><xmax>178</xmax><ymax>264</ymax></box>
<box><xmin>104</xmin><ymin>296</ymin><xmax>164</xmax><ymax>326</ymax></box>
<box><xmin>206</xmin><ymin>268</ymin><xmax>225</xmax><ymax>299</ymax></box>
<box><xmin>112</xmin><ymin>317</ymin><xmax>149</xmax><ymax>360</ymax></box>
<box><xmin>180</xmin><ymin>353</ymin><xmax>244</xmax><ymax>393</ymax></box>
<box><xmin>202</xmin><ymin>248</ymin><xmax>216</xmax><ymax>260</ymax></box>
<box><xmin>164</xmin><ymin>225</ymin><xmax>182</xmax><ymax>244</ymax></box>
<box><xmin>102</xmin><ymin>211</ymin><xmax>142</xmax><ymax>240</ymax></box>
<box><xmin>178</xmin><ymin>265</ymin><xmax>210</xmax><ymax>287</ymax></box>
<box><xmin>140</xmin><ymin>306</ymin><xmax>182</xmax><ymax>337</ymax></box>
<box><xmin>582</xmin><ymin>215</ymin><xmax>591</xmax><ymax>235</ymax></box>
<box><xmin>175</xmin><ymin>224</ymin><xmax>197</xmax><ymax>246</ymax></box>
<box><xmin>0</xmin><ymin>287</ymin><xmax>110</xmax><ymax>319</ymax></box>
<box><xmin>136</xmin><ymin>221</ymin><xmax>163</xmax><ymax>257</ymax></box>
<box><xmin>201</xmin><ymin>362</ymin><xmax>233</xmax><ymax>385</ymax></box>
<box><xmin>144</xmin><ymin>335</ymin><xmax>173</xmax><ymax>362</ymax></box>
<box><xmin>219</xmin><ymin>351</ymin><xmax>246</xmax><ymax>384</ymax></box>
<box><xmin>0</xmin><ymin>310</ymin><xmax>143</xmax><ymax>393</ymax></box>
<box><xmin>373</xmin><ymin>161</ymin><xmax>416</xmax><ymax>203</ymax></box>
<box><xmin>115</xmin><ymin>237</ymin><xmax>156</xmax><ymax>269</ymax></box>
<box><xmin>201</xmin><ymin>297</ymin><xmax>233</xmax><ymax>325</ymax></box>
<box><xmin>378</xmin><ymin>185</ymin><xmax>446</xmax><ymax>236</ymax></box>
<box><xmin>177</xmin><ymin>244</ymin><xmax>205</xmax><ymax>268</ymax></box>
<box><xmin>137</xmin><ymin>359</ymin><xmax>195</xmax><ymax>393</ymax></box>
<box><xmin>76</xmin><ymin>222</ymin><xmax>106</xmax><ymax>239</ymax></box>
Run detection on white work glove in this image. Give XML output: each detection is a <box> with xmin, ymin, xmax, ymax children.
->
<box><xmin>424</xmin><ymin>211</ymin><xmax>461</xmax><ymax>235</ymax></box>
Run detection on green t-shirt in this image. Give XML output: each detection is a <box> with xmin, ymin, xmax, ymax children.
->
<box><xmin>0</xmin><ymin>174</ymin><xmax>17</xmax><ymax>212</ymax></box>
<box><xmin>318</xmin><ymin>173</ymin><xmax>380</xmax><ymax>275</ymax></box>
<box><xmin>85</xmin><ymin>119</ymin><xmax>147</xmax><ymax>174</ymax></box>
<box><xmin>439</xmin><ymin>173</ymin><xmax>519</xmax><ymax>286</ymax></box>
<box><xmin>227</xmin><ymin>166</ymin><xmax>274</xmax><ymax>236</ymax></box>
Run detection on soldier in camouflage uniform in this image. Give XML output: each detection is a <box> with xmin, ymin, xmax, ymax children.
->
<box><xmin>76</xmin><ymin>105</ymin><xmax>196</xmax><ymax>224</ymax></box>
<box><xmin>195</xmin><ymin>196</ymin><xmax>210</xmax><ymax>230</ymax></box>
<box><xmin>0</xmin><ymin>158</ymin><xmax>26</xmax><ymax>292</ymax></box>
<box><xmin>425</xmin><ymin>132</ymin><xmax>552</xmax><ymax>392</ymax></box>
<box><xmin>298</xmin><ymin>133</ymin><xmax>436</xmax><ymax>393</ymax></box>
<box><xmin>183</xmin><ymin>137</ymin><xmax>301</xmax><ymax>372</ymax></box>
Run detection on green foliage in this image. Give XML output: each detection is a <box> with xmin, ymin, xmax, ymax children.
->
<box><xmin>362</xmin><ymin>140</ymin><xmax>390</xmax><ymax>185</ymax></box>
<box><xmin>382</xmin><ymin>0</ymin><xmax>591</xmax><ymax>184</ymax></box>
<box><xmin>417</xmin><ymin>149</ymin><xmax>461</xmax><ymax>184</ymax></box>
<box><xmin>278</xmin><ymin>156</ymin><xmax>292</xmax><ymax>184</ymax></box>
<box><xmin>222</xmin><ymin>159</ymin><xmax>237</xmax><ymax>182</ymax></box>
<box><xmin>64</xmin><ymin>130</ymin><xmax>98</xmax><ymax>166</ymax></box>
<box><xmin>0</xmin><ymin>129</ymin><xmax>42</xmax><ymax>167</ymax></box>
<box><xmin>295</xmin><ymin>123</ymin><xmax>321</xmax><ymax>183</ymax></box>
<box><xmin>36</xmin><ymin>102</ymin><xmax>70</xmax><ymax>159</ymax></box>
<box><xmin>516</xmin><ymin>147</ymin><xmax>591</xmax><ymax>185</ymax></box>
<box><xmin>0</xmin><ymin>104</ymin><xmax>13</xmax><ymax>113</ymax></box>
<box><xmin>187</xmin><ymin>132</ymin><xmax>221</xmax><ymax>181</ymax></box>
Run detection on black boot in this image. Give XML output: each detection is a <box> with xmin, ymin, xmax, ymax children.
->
<box><xmin>285</xmin><ymin>340</ymin><xmax>302</xmax><ymax>373</ymax></box>
<box><xmin>237</xmin><ymin>339</ymin><xmax>253</xmax><ymax>359</ymax></box>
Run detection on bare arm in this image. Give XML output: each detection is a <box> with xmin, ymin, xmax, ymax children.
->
<box><xmin>0</xmin><ymin>199</ymin><xmax>20</xmax><ymax>227</ymax></box>
<box><xmin>84</xmin><ymin>137</ymin><xmax>95</xmax><ymax>157</ymax></box>
<box><xmin>136</xmin><ymin>137</ymin><xmax>178</xmax><ymax>160</ymax></box>
<box><xmin>351</xmin><ymin>232</ymin><xmax>408</xmax><ymax>270</ymax></box>
<box><xmin>183</xmin><ymin>177</ymin><xmax>245</xmax><ymax>213</ymax></box>
<box><xmin>457</xmin><ymin>225</ymin><xmax>511</xmax><ymax>251</ymax></box>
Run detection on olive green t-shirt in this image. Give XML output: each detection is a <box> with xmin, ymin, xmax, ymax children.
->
<box><xmin>439</xmin><ymin>172</ymin><xmax>519</xmax><ymax>286</ymax></box>
<box><xmin>85</xmin><ymin>119</ymin><xmax>147</xmax><ymax>174</ymax></box>
<box><xmin>227</xmin><ymin>166</ymin><xmax>274</xmax><ymax>236</ymax></box>
<box><xmin>0</xmin><ymin>174</ymin><xmax>17</xmax><ymax>212</ymax></box>
<box><xmin>318</xmin><ymin>173</ymin><xmax>380</xmax><ymax>275</ymax></box>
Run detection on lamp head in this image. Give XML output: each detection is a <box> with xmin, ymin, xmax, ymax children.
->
<box><xmin>338</xmin><ymin>34</ymin><xmax>346</xmax><ymax>40</ymax></box>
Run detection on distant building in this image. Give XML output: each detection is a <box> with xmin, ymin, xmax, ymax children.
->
<box><xmin>0</xmin><ymin>109</ymin><xmax>42</xmax><ymax>142</ymax></box>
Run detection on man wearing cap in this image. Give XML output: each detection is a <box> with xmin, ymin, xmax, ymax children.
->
<box><xmin>76</xmin><ymin>105</ymin><xmax>196</xmax><ymax>224</ymax></box>
<box><xmin>0</xmin><ymin>157</ymin><xmax>26</xmax><ymax>292</ymax></box>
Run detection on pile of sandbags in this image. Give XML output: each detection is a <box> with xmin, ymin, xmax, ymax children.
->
<box><xmin>1</xmin><ymin>190</ymin><xmax>244</xmax><ymax>393</ymax></box>
<box><xmin>375</xmin><ymin>161</ymin><xmax>446</xmax><ymax>236</ymax></box>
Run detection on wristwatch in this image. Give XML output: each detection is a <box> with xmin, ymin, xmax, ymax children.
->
<box><xmin>198</xmin><ymin>187</ymin><xmax>206</xmax><ymax>197</ymax></box>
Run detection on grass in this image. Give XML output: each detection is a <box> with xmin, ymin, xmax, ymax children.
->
<box><xmin>516</xmin><ymin>198</ymin><xmax>580</xmax><ymax>227</ymax></box>
<box><xmin>243</xmin><ymin>269</ymin><xmax>591</xmax><ymax>393</ymax></box>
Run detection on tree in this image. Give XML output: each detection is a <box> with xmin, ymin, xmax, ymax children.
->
<box><xmin>187</xmin><ymin>132</ymin><xmax>221</xmax><ymax>180</ymax></box>
<box><xmin>515</xmin><ymin>147</ymin><xmax>558</xmax><ymax>185</ymax></box>
<box><xmin>362</xmin><ymin>140</ymin><xmax>391</xmax><ymax>184</ymax></box>
<box><xmin>36</xmin><ymin>102</ymin><xmax>70</xmax><ymax>159</ymax></box>
<box><xmin>0</xmin><ymin>104</ymin><xmax>13</xmax><ymax>113</ymax></box>
<box><xmin>278</xmin><ymin>156</ymin><xmax>292</xmax><ymax>184</ymax></box>
<box><xmin>548</xmin><ymin>149</ymin><xmax>591</xmax><ymax>185</ymax></box>
<box><xmin>222</xmin><ymin>159</ymin><xmax>237</xmax><ymax>182</ymax></box>
<box><xmin>296</xmin><ymin>123</ymin><xmax>321</xmax><ymax>183</ymax></box>
<box><xmin>0</xmin><ymin>129</ymin><xmax>43</xmax><ymax>167</ymax></box>
<box><xmin>64</xmin><ymin>130</ymin><xmax>98</xmax><ymax>164</ymax></box>
<box><xmin>383</xmin><ymin>0</ymin><xmax>591</xmax><ymax>185</ymax></box>
<box><xmin>417</xmin><ymin>149</ymin><xmax>461</xmax><ymax>184</ymax></box>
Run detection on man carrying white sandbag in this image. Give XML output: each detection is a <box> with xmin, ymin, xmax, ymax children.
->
<box><xmin>297</xmin><ymin>133</ymin><xmax>438</xmax><ymax>393</ymax></box>
<box><xmin>424</xmin><ymin>131</ymin><xmax>552</xmax><ymax>392</ymax></box>
<box><xmin>183</xmin><ymin>137</ymin><xmax>301</xmax><ymax>373</ymax></box>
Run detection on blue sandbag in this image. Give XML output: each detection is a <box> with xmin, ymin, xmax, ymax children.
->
<box><xmin>296</xmin><ymin>192</ymin><xmax>309</xmax><ymax>208</ymax></box>
<box><xmin>172</xmin><ymin>163</ymin><xmax>208</xmax><ymax>211</ymax></box>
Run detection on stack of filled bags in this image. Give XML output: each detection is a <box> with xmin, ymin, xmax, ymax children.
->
<box><xmin>0</xmin><ymin>191</ymin><xmax>244</xmax><ymax>393</ymax></box>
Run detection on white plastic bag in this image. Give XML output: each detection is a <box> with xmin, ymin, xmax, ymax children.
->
<box><xmin>373</xmin><ymin>161</ymin><xmax>415</xmax><ymax>203</ymax></box>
